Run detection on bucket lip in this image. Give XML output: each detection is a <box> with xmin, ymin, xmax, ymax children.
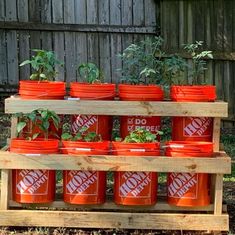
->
<box><xmin>119</xmin><ymin>84</ymin><xmax>163</xmax><ymax>89</ymax></box>
<box><xmin>61</xmin><ymin>140</ymin><xmax>110</xmax><ymax>145</ymax></box>
<box><xmin>171</xmin><ymin>85</ymin><xmax>216</xmax><ymax>89</ymax></box>
<box><xmin>70</xmin><ymin>82</ymin><xmax>116</xmax><ymax>87</ymax></box>
<box><xmin>20</xmin><ymin>80</ymin><xmax>65</xmax><ymax>85</ymax></box>
<box><xmin>111</xmin><ymin>141</ymin><xmax>160</xmax><ymax>148</ymax></box>
<box><xmin>11</xmin><ymin>138</ymin><xmax>59</xmax><ymax>144</ymax></box>
<box><xmin>165</xmin><ymin>141</ymin><xmax>213</xmax><ymax>147</ymax></box>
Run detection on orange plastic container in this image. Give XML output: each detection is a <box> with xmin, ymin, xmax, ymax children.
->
<box><xmin>19</xmin><ymin>81</ymin><xmax>66</xmax><ymax>100</ymax></box>
<box><xmin>11</xmin><ymin>138</ymin><xmax>59</xmax><ymax>203</ymax></box>
<box><xmin>119</xmin><ymin>84</ymin><xmax>164</xmax><ymax>139</ymax></box>
<box><xmin>70</xmin><ymin>82</ymin><xmax>116</xmax><ymax>140</ymax></box>
<box><xmin>61</xmin><ymin>140</ymin><xmax>110</xmax><ymax>204</ymax></box>
<box><xmin>170</xmin><ymin>85</ymin><xmax>216</xmax><ymax>141</ymax></box>
<box><xmin>165</xmin><ymin>141</ymin><xmax>213</xmax><ymax>207</ymax></box>
<box><xmin>112</xmin><ymin>142</ymin><xmax>160</xmax><ymax>205</ymax></box>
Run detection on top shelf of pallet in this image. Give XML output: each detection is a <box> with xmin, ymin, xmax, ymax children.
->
<box><xmin>5</xmin><ymin>97</ymin><xmax>228</xmax><ymax>117</ymax></box>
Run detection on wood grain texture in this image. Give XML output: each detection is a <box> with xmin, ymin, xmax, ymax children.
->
<box><xmin>0</xmin><ymin>170</ymin><xmax>10</xmax><ymax>210</ymax></box>
<box><xmin>214</xmin><ymin>174</ymin><xmax>224</xmax><ymax>215</ymax></box>
<box><xmin>9</xmin><ymin>200</ymin><xmax>220</xmax><ymax>212</ymax></box>
<box><xmin>0</xmin><ymin>210</ymin><xmax>229</xmax><ymax>231</ymax></box>
<box><xmin>0</xmin><ymin>151</ymin><xmax>231</xmax><ymax>174</ymax></box>
<box><xmin>5</xmin><ymin>98</ymin><xmax>228</xmax><ymax>117</ymax></box>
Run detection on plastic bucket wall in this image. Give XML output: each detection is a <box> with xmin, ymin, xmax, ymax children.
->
<box><xmin>61</xmin><ymin>140</ymin><xmax>110</xmax><ymax>204</ymax></box>
<box><xmin>166</xmin><ymin>141</ymin><xmax>213</xmax><ymax>207</ymax></box>
<box><xmin>70</xmin><ymin>83</ymin><xmax>116</xmax><ymax>140</ymax></box>
<box><xmin>119</xmin><ymin>84</ymin><xmax>164</xmax><ymax>139</ymax></box>
<box><xmin>19</xmin><ymin>81</ymin><xmax>66</xmax><ymax>100</ymax></box>
<box><xmin>11</xmin><ymin>139</ymin><xmax>59</xmax><ymax>203</ymax></box>
<box><xmin>112</xmin><ymin>142</ymin><xmax>160</xmax><ymax>205</ymax></box>
<box><xmin>170</xmin><ymin>85</ymin><xmax>216</xmax><ymax>142</ymax></box>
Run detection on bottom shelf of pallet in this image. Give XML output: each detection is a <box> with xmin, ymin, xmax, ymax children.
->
<box><xmin>0</xmin><ymin>209</ymin><xmax>229</xmax><ymax>231</ymax></box>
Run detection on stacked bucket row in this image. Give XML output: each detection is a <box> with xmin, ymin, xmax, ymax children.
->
<box><xmin>11</xmin><ymin>140</ymin><xmax>213</xmax><ymax>207</ymax></box>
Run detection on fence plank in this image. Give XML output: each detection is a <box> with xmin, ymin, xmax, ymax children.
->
<box><xmin>0</xmin><ymin>30</ymin><xmax>7</xmax><ymax>85</ymax></box>
<box><xmin>17</xmin><ymin>0</ymin><xmax>28</xmax><ymax>22</ymax></box>
<box><xmin>54</xmin><ymin>32</ymin><xmax>65</xmax><ymax>82</ymax></box>
<box><xmin>98</xmin><ymin>0</ymin><xmax>109</xmax><ymax>25</ymax></box>
<box><xmin>6</xmin><ymin>31</ymin><xmax>18</xmax><ymax>85</ymax></box>
<box><xmin>41</xmin><ymin>0</ymin><xmax>52</xmax><ymax>23</ymax></box>
<box><xmin>5</xmin><ymin>0</ymin><xmax>17</xmax><ymax>21</ymax></box>
<box><xmin>52</xmin><ymin>0</ymin><xmax>63</xmax><ymax>23</ymax></box>
<box><xmin>64</xmin><ymin>0</ymin><xmax>75</xmax><ymax>24</ymax></box>
<box><xmin>75</xmin><ymin>0</ymin><xmax>86</xmax><ymax>24</ymax></box>
<box><xmin>133</xmin><ymin>0</ymin><xmax>144</xmax><ymax>26</ymax></box>
<box><xmin>87</xmin><ymin>33</ymin><xmax>99</xmax><ymax>66</ymax></box>
<box><xmin>144</xmin><ymin>0</ymin><xmax>157</xmax><ymax>26</ymax></box>
<box><xmin>19</xmin><ymin>31</ymin><xmax>30</xmax><ymax>81</ymax></box>
<box><xmin>87</xmin><ymin>0</ymin><xmax>98</xmax><ymax>24</ymax></box>
<box><xmin>65</xmin><ymin>32</ymin><xmax>76</xmax><ymax>83</ymax></box>
<box><xmin>29</xmin><ymin>0</ymin><xmax>40</xmax><ymax>22</ymax></box>
<box><xmin>0</xmin><ymin>0</ymin><xmax>5</xmax><ymax>21</ymax></box>
<box><xmin>41</xmin><ymin>32</ymin><xmax>53</xmax><ymax>51</ymax></box>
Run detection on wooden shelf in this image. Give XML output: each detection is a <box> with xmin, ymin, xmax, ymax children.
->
<box><xmin>0</xmin><ymin>210</ymin><xmax>228</xmax><ymax>230</ymax></box>
<box><xmin>5</xmin><ymin>97</ymin><xmax>228</xmax><ymax>117</ymax></box>
<box><xmin>0</xmin><ymin>151</ymin><xmax>231</xmax><ymax>174</ymax></box>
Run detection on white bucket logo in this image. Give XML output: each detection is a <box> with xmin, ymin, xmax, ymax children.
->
<box><xmin>183</xmin><ymin>117</ymin><xmax>212</xmax><ymax>137</ymax></box>
<box><xmin>72</xmin><ymin>115</ymin><xmax>98</xmax><ymax>133</ymax></box>
<box><xmin>119</xmin><ymin>172</ymin><xmax>151</xmax><ymax>198</ymax></box>
<box><xmin>16</xmin><ymin>169</ymin><xmax>48</xmax><ymax>195</ymax></box>
<box><xmin>168</xmin><ymin>173</ymin><xmax>198</xmax><ymax>199</ymax></box>
<box><xmin>127</xmin><ymin>117</ymin><xmax>160</xmax><ymax>133</ymax></box>
<box><xmin>66</xmin><ymin>170</ymin><xmax>98</xmax><ymax>195</ymax></box>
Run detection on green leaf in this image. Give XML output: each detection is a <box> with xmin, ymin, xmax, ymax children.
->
<box><xmin>61</xmin><ymin>133</ymin><xmax>73</xmax><ymax>141</ymax></box>
<box><xmin>17</xmin><ymin>122</ymin><xmax>27</xmax><ymax>134</ymax></box>
<box><xmin>20</xmin><ymin>60</ymin><xmax>32</xmax><ymax>67</ymax></box>
<box><xmin>32</xmin><ymin>133</ymin><xmax>40</xmax><ymax>140</ymax></box>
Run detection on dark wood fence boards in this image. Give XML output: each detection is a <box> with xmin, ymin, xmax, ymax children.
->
<box><xmin>0</xmin><ymin>0</ymin><xmax>235</xmax><ymax>124</ymax></box>
<box><xmin>0</xmin><ymin>0</ymin><xmax>158</xmax><ymax>87</ymax></box>
<box><xmin>160</xmin><ymin>0</ymin><xmax>235</xmax><ymax>125</ymax></box>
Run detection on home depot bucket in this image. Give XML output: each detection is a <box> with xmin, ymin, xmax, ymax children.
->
<box><xmin>112</xmin><ymin>142</ymin><xmax>160</xmax><ymax>205</ymax></box>
<box><xmin>119</xmin><ymin>84</ymin><xmax>163</xmax><ymax>139</ymax></box>
<box><xmin>70</xmin><ymin>82</ymin><xmax>116</xmax><ymax>140</ymax></box>
<box><xmin>166</xmin><ymin>141</ymin><xmax>213</xmax><ymax>207</ymax></box>
<box><xmin>61</xmin><ymin>140</ymin><xmax>109</xmax><ymax>204</ymax></box>
<box><xmin>171</xmin><ymin>85</ymin><xmax>216</xmax><ymax>141</ymax></box>
<box><xmin>11</xmin><ymin>138</ymin><xmax>59</xmax><ymax>203</ymax></box>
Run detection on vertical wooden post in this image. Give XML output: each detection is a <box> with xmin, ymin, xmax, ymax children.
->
<box><xmin>212</xmin><ymin>118</ymin><xmax>223</xmax><ymax>215</ymax></box>
<box><xmin>0</xmin><ymin>117</ymin><xmax>18</xmax><ymax>210</ymax></box>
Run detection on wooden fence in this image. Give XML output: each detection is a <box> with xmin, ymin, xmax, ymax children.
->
<box><xmin>0</xmin><ymin>0</ymin><xmax>234</xmax><ymax>125</ymax></box>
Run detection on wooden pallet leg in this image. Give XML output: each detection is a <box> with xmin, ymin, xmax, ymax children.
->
<box><xmin>0</xmin><ymin>170</ymin><xmax>10</xmax><ymax>210</ymax></box>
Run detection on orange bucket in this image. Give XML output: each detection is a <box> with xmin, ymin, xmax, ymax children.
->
<box><xmin>119</xmin><ymin>84</ymin><xmax>163</xmax><ymax>139</ymax></box>
<box><xmin>61</xmin><ymin>140</ymin><xmax>110</xmax><ymax>204</ymax></box>
<box><xmin>19</xmin><ymin>80</ymin><xmax>66</xmax><ymax>100</ymax></box>
<box><xmin>112</xmin><ymin>142</ymin><xmax>160</xmax><ymax>205</ymax></box>
<box><xmin>165</xmin><ymin>141</ymin><xmax>213</xmax><ymax>207</ymax></box>
<box><xmin>170</xmin><ymin>85</ymin><xmax>216</xmax><ymax>141</ymax></box>
<box><xmin>70</xmin><ymin>82</ymin><xmax>116</xmax><ymax>140</ymax></box>
<box><xmin>11</xmin><ymin>138</ymin><xmax>59</xmax><ymax>203</ymax></box>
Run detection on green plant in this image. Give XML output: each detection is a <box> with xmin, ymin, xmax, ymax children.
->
<box><xmin>20</xmin><ymin>49</ymin><xmax>63</xmax><ymax>81</ymax></box>
<box><xmin>184</xmin><ymin>41</ymin><xmax>213</xmax><ymax>85</ymax></box>
<box><xmin>15</xmin><ymin>109</ymin><xmax>60</xmax><ymax>140</ymax></box>
<box><xmin>119</xmin><ymin>128</ymin><xmax>163</xmax><ymax>143</ymax></box>
<box><xmin>61</xmin><ymin>128</ymin><xmax>102</xmax><ymax>142</ymax></box>
<box><xmin>77</xmin><ymin>62</ymin><xmax>103</xmax><ymax>84</ymax></box>
<box><xmin>118</xmin><ymin>36</ymin><xmax>164</xmax><ymax>85</ymax></box>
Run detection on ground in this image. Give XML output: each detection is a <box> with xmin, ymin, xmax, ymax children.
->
<box><xmin>0</xmin><ymin>115</ymin><xmax>234</xmax><ymax>235</ymax></box>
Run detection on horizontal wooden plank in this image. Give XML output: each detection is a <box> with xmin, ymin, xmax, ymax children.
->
<box><xmin>0</xmin><ymin>21</ymin><xmax>156</xmax><ymax>34</ymax></box>
<box><xmin>0</xmin><ymin>151</ymin><xmax>231</xmax><ymax>173</ymax></box>
<box><xmin>5</xmin><ymin>98</ymin><xmax>228</xmax><ymax>117</ymax></box>
<box><xmin>0</xmin><ymin>210</ymin><xmax>229</xmax><ymax>230</ymax></box>
<box><xmin>9</xmin><ymin>200</ymin><xmax>227</xmax><ymax>212</ymax></box>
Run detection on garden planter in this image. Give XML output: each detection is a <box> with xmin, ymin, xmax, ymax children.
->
<box><xmin>171</xmin><ymin>85</ymin><xmax>216</xmax><ymax>141</ymax></box>
<box><xmin>112</xmin><ymin>142</ymin><xmax>160</xmax><ymax>205</ymax></box>
<box><xmin>19</xmin><ymin>80</ymin><xmax>65</xmax><ymax>139</ymax></box>
<box><xmin>61</xmin><ymin>140</ymin><xmax>110</xmax><ymax>204</ymax></box>
<box><xmin>119</xmin><ymin>84</ymin><xmax>164</xmax><ymax>139</ymax></box>
<box><xmin>166</xmin><ymin>141</ymin><xmax>213</xmax><ymax>207</ymax></box>
<box><xmin>70</xmin><ymin>82</ymin><xmax>116</xmax><ymax>140</ymax></box>
<box><xmin>19</xmin><ymin>81</ymin><xmax>66</xmax><ymax>100</ymax></box>
<box><xmin>11</xmin><ymin>138</ymin><xmax>59</xmax><ymax>203</ymax></box>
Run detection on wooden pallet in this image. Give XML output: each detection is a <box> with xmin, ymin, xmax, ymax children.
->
<box><xmin>0</xmin><ymin>97</ymin><xmax>231</xmax><ymax>232</ymax></box>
